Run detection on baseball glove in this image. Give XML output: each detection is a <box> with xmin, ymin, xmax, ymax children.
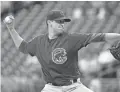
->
<box><xmin>110</xmin><ymin>41</ymin><xmax>120</xmax><ymax>61</ymax></box>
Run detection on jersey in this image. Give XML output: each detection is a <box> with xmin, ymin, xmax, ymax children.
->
<box><xmin>19</xmin><ymin>32</ymin><xmax>105</xmax><ymax>86</ymax></box>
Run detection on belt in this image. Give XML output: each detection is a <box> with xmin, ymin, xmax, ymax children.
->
<box><xmin>48</xmin><ymin>78</ymin><xmax>80</xmax><ymax>86</ymax></box>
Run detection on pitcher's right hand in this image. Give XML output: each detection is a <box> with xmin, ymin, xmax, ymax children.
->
<box><xmin>4</xmin><ymin>15</ymin><xmax>14</xmax><ymax>29</ymax></box>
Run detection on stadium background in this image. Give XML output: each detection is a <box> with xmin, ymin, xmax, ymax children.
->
<box><xmin>1</xmin><ymin>1</ymin><xmax>120</xmax><ymax>92</ymax></box>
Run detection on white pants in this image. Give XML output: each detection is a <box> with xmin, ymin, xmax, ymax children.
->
<box><xmin>41</xmin><ymin>82</ymin><xmax>94</xmax><ymax>92</ymax></box>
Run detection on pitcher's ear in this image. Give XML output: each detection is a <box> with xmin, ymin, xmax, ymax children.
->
<box><xmin>47</xmin><ymin>20</ymin><xmax>51</xmax><ymax>24</ymax></box>
<box><xmin>47</xmin><ymin>20</ymin><xmax>53</xmax><ymax>27</ymax></box>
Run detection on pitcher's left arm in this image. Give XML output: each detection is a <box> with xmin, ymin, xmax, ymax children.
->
<box><xmin>104</xmin><ymin>33</ymin><xmax>120</xmax><ymax>43</ymax></box>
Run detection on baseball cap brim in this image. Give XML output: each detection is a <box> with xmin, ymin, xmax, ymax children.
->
<box><xmin>54</xmin><ymin>17</ymin><xmax>71</xmax><ymax>22</ymax></box>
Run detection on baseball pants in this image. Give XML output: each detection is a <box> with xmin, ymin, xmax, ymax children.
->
<box><xmin>41</xmin><ymin>81</ymin><xmax>94</xmax><ymax>92</ymax></box>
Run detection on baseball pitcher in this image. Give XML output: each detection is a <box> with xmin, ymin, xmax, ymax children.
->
<box><xmin>4</xmin><ymin>10</ymin><xmax>120</xmax><ymax>92</ymax></box>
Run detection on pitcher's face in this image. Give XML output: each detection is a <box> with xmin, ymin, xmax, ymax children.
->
<box><xmin>49</xmin><ymin>20</ymin><xmax>65</xmax><ymax>34</ymax></box>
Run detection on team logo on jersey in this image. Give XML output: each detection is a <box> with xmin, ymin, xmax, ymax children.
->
<box><xmin>52</xmin><ymin>48</ymin><xmax>67</xmax><ymax>64</ymax></box>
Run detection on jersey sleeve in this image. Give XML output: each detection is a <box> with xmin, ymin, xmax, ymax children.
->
<box><xmin>69</xmin><ymin>33</ymin><xmax>105</xmax><ymax>50</ymax></box>
<box><xmin>88</xmin><ymin>33</ymin><xmax>105</xmax><ymax>43</ymax></box>
<box><xmin>19</xmin><ymin>36</ymin><xmax>38</xmax><ymax>56</ymax></box>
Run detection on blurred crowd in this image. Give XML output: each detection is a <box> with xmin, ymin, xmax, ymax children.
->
<box><xmin>1</xmin><ymin>1</ymin><xmax>120</xmax><ymax>20</ymax></box>
<box><xmin>1</xmin><ymin>1</ymin><xmax>46</xmax><ymax>19</ymax></box>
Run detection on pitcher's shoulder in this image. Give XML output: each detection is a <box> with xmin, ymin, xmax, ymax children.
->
<box><xmin>36</xmin><ymin>33</ymin><xmax>46</xmax><ymax>39</ymax></box>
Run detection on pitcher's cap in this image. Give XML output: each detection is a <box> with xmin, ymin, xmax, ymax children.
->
<box><xmin>46</xmin><ymin>10</ymin><xmax>71</xmax><ymax>22</ymax></box>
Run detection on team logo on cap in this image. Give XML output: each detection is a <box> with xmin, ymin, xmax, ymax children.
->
<box><xmin>52</xmin><ymin>48</ymin><xmax>67</xmax><ymax>64</ymax></box>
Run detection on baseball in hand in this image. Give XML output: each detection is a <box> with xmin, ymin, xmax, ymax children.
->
<box><xmin>4</xmin><ymin>15</ymin><xmax>14</xmax><ymax>24</ymax></box>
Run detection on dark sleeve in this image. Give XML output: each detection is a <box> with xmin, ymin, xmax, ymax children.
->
<box><xmin>88</xmin><ymin>33</ymin><xmax>105</xmax><ymax>43</ymax></box>
<box><xmin>69</xmin><ymin>33</ymin><xmax>105</xmax><ymax>50</ymax></box>
<box><xmin>19</xmin><ymin>36</ymin><xmax>38</xmax><ymax>56</ymax></box>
